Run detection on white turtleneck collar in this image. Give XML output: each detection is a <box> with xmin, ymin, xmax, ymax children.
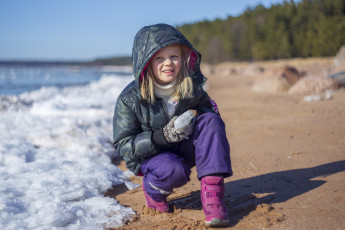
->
<box><xmin>153</xmin><ymin>79</ymin><xmax>177</xmax><ymax>98</ymax></box>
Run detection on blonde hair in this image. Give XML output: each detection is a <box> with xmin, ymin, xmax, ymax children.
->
<box><xmin>140</xmin><ymin>44</ymin><xmax>194</xmax><ymax>103</ymax></box>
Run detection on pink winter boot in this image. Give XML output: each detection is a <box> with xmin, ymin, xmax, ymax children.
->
<box><xmin>201</xmin><ymin>176</ymin><xmax>229</xmax><ymax>226</ymax></box>
<box><xmin>142</xmin><ymin>184</ymin><xmax>169</xmax><ymax>213</ymax></box>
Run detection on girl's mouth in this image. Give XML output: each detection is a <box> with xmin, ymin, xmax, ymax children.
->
<box><xmin>163</xmin><ymin>69</ymin><xmax>174</xmax><ymax>73</ymax></box>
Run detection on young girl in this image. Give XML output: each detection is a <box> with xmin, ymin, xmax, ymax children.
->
<box><xmin>113</xmin><ymin>23</ymin><xmax>232</xmax><ymax>227</ymax></box>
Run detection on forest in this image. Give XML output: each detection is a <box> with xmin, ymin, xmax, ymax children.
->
<box><xmin>177</xmin><ymin>0</ymin><xmax>345</xmax><ymax>63</ymax></box>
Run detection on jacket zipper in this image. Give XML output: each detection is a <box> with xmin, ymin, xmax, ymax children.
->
<box><xmin>174</xmin><ymin>98</ymin><xmax>188</xmax><ymax>117</ymax></box>
<box><xmin>157</xmin><ymin>97</ymin><xmax>170</xmax><ymax>122</ymax></box>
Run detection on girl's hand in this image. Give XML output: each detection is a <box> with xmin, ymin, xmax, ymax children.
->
<box><xmin>163</xmin><ymin>111</ymin><xmax>196</xmax><ymax>143</ymax></box>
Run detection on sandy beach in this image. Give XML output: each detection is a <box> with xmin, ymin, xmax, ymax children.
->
<box><xmin>108</xmin><ymin>58</ymin><xmax>345</xmax><ymax>229</ymax></box>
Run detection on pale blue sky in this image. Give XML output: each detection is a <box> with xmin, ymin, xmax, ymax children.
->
<box><xmin>0</xmin><ymin>0</ymin><xmax>297</xmax><ymax>60</ymax></box>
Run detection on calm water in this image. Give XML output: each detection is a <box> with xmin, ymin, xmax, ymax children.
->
<box><xmin>0</xmin><ymin>65</ymin><xmax>132</xmax><ymax>95</ymax></box>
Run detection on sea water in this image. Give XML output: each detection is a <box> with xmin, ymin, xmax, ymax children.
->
<box><xmin>0</xmin><ymin>65</ymin><xmax>132</xmax><ymax>95</ymax></box>
<box><xmin>0</xmin><ymin>65</ymin><xmax>139</xmax><ymax>229</ymax></box>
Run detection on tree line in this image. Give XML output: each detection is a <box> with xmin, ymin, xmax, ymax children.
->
<box><xmin>177</xmin><ymin>0</ymin><xmax>345</xmax><ymax>63</ymax></box>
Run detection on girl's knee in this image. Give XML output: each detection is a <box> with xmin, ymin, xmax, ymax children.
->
<box><xmin>151</xmin><ymin>161</ymin><xmax>190</xmax><ymax>191</ymax></box>
<box><xmin>161</xmin><ymin>159</ymin><xmax>191</xmax><ymax>187</ymax></box>
<box><xmin>173</xmin><ymin>161</ymin><xmax>191</xmax><ymax>179</ymax></box>
<box><xmin>153</xmin><ymin>154</ymin><xmax>190</xmax><ymax>180</ymax></box>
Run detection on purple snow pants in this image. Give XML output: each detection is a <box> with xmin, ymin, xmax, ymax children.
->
<box><xmin>140</xmin><ymin>112</ymin><xmax>232</xmax><ymax>202</ymax></box>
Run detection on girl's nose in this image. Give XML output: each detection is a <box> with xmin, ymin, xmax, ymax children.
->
<box><xmin>164</xmin><ymin>58</ymin><xmax>173</xmax><ymax>65</ymax></box>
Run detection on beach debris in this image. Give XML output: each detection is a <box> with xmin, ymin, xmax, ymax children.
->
<box><xmin>290</xmin><ymin>46</ymin><xmax>344</xmax><ymax>95</ymax></box>
<box><xmin>329</xmin><ymin>70</ymin><xmax>345</xmax><ymax>85</ymax></box>
<box><xmin>328</xmin><ymin>45</ymin><xmax>345</xmax><ymax>86</ymax></box>
<box><xmin>325</xmin><ymin>90</ymin><xmax>333</xmax><ymax>100</ymax></box>
<box><xmin>303</xmin><ymin>94</ymin><xmax>322</xmax><ymax>102</ymax></box>
<box><xmin>289</xmin><ymin>76</ymin><xmax>337</xmax><ymax>94</ymax></box>
<box><xmin>249</xmin><ymin>161</ymin><xmax>258</xmax><ymax>170</ymax></box>
<box><xmin>333</xmin><ymin>45</ymin><xmax>345</xmax><ymax>68</ymax></box>
<box><xmin>252</xmin><ymin>66</ymin><xmax>303</xmax><ymax>93</ymax></box>
<box><xmin>200</xmin><ymin>64</ymin><xmax>216</xmax><ymax>75</ymax></box>
<box><xmin>242</xmin><ymin>64</ymin><xmax>265</xmax><ymax>77</ymax></box>
<box><xmin>303</xmin><ymin>90</ymin><xmax>333</xmax><ymax>102</ymax></box>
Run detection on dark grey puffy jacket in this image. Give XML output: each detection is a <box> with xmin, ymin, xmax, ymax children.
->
<box><xmin>112</xmin><ymin>24</ymin><xmax>217</xmax><ymax>175</ymax></box>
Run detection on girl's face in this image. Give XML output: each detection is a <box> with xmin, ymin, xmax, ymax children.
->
<box><xmin>150</xmin><ymin>45</ymin><xmax>182</xmax><ymax>85</ymax></box>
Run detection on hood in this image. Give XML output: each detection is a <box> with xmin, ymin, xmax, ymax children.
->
<box><xmin>131</xmin><ymin>23</ymin><xmax>206</xmax><ymax>88</ymax></box>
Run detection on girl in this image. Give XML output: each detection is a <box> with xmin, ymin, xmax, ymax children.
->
<box><xmin>113</xmin><ymin>23</ymin><xmax>232</xmax><ymax>227</ymax></box>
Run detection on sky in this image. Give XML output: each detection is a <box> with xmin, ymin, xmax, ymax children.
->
<box><xmin>0</xmin><ymin>0</ymin><xmax>295</xmax><ymax>61</ymax></box>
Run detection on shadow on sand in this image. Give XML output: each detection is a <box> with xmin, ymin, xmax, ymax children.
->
<box><xmin>170</xmin><ymin>160</ymin><xmax>345</xmax><ymax>227</ymax></box>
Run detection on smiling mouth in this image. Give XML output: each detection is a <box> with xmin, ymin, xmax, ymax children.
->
<box><xmin>162</xmin><ymin>69</ymin><xmax>174</xmax><ymax>73</ymax></box>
